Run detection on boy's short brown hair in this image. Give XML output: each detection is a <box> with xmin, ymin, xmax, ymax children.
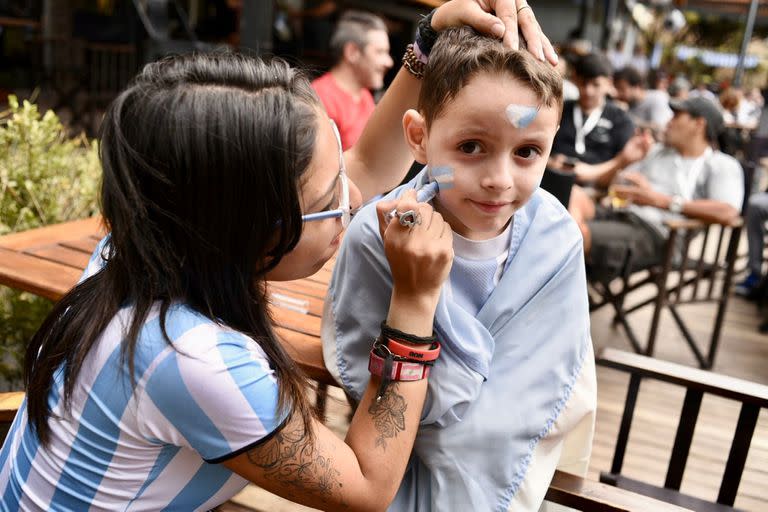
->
<box><xmin>419</xmin><ymin>27</ymin><xmax>563</xmax><ymax>128</ymax></box>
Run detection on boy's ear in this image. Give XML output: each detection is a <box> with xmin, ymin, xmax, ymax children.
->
<box><xmin>402</xmin><ymin>109</ymin><xmax>428</xmax><ymax>163</ymax></box>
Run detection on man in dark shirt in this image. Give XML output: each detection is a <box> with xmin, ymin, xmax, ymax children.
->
<box><xmin>549</xmin><ymin>52</ymin><xmax>636</xmax><ymax>187</ymax></box>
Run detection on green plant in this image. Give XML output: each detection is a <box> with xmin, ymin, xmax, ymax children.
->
<box><xmin>0</xmin><ymin>96</ymin><xmax>101</xmax><ymax>387</ymax></box>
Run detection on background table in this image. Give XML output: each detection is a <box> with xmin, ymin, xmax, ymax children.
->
<box><xmin>0</xmin><ymin>216</ymin><xmax>333</xmax><ymax>384</ymax></box>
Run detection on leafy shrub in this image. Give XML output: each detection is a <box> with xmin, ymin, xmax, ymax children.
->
<box><xmin>0</xmin><ymin>96</ymin><xmax>101</xmax><ymax>388</ymax></box>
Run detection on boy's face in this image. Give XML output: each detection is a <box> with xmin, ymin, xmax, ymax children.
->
<box><xmin>404</xmin><ymin>72</ymin><xmax>560</xmax><ymax>241</ymax></box>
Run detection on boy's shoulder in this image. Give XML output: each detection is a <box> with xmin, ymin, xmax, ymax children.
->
<box><xmin>523</xmin><ymin>188</ymin><xmax>582</xmax><ymax>241</ymax></box>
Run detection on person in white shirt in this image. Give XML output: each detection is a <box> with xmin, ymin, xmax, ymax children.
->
<box><xmin>613</xmin><ymin>66</ymin><xmax>673</xmax><ymax>136</ymax></box>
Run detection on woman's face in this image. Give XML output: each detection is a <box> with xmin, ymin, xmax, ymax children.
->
<box><xmin>266</xmin><ymin>111</ymin><xmax>362</xmax><ymax>281</ymax></box>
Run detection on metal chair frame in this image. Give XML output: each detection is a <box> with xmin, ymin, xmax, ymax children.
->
<box><xmin>590</xmin><ymin>217</ymin><xmax>743</xmax><ymax>369</ymax></box>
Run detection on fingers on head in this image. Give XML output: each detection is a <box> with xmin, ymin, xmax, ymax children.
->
<box><xmin>499</xmin><ymin>14</ymin><xmax>519</xmax><ymax>49</ymax></box>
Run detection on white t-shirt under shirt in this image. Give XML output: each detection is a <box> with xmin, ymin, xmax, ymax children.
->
<box><xmin>447</xmin><ymin>225</ymin><xmax>596</xmax><ymax>512</ymax></box>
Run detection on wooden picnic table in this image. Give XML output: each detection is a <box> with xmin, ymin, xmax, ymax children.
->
<box><xmin>0</xmin><ymin>216</ymin><xmax>695</xmax><ymax>511</ymax></box>
<box><xmin>0</xmin><ymin>216</ymin><xmax>333</xmax><ymax>385</ymax></box>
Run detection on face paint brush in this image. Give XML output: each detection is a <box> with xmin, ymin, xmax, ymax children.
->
<box><xmin>384</xmin><ymin>166</ymin><xmax>454</xmax><ymax>224</ymax></box>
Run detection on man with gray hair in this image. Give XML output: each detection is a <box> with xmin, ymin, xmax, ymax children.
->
<box><xmin>312</xmin><ymin>10</ymin><xmax>394</xmax><ymax>149</ymax></box>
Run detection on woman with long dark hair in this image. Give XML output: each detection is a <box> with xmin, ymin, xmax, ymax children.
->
<box><xmin>0</xmin><ymin>1</ymin><xmax>556</xmax><ymax>510</ymax></box>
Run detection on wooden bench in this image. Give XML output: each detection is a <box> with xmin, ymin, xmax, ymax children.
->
<box><xmin>0</xmin><ymin>218</ymin><xmax>695</xmax><ymax>511</ymax></box>
<box><xmin>596</xmin><ymin>347</ymin><xmax>768</xmax><ymax>511</ymax></box>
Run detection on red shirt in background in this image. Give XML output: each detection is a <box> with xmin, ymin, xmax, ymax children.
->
<box><xmin>312</xmin><ymin>72</ymin><xmax>375</xmax><ymax>150</ymax></box>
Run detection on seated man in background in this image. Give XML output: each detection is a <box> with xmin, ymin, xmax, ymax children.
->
<box><xmin>312</xmin><ymin>10</ymin><xmax>394</xmax><ymax>149</ymax></box>
<box><xmin>613</xmin><ymin>66</ymin><xmax>673</xmax><ymax>137</ymax></box>
<box><xmin>571</xmin><ymin>97</ymin><xmax>743</xmax><ymax>281</ymax></box>
<box><xmin>544</xmin><ymin>52</ymin><xmax>635</xmax><ymax>208</ymax></box>
<box><xmin>548</xmin><ymin>52</ymin><xmax>635</xmax><ymax>188</ymax></box>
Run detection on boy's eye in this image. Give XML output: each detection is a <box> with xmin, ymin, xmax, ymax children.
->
<box><xmin>458</xmin><ymin>141</ymin><xmax>483</xmax><ymax>155</ymax></box>
<box><xmin>515</xmin><ymin>146</ymin><xmax>542</xmax><ymax>160</ymax></box>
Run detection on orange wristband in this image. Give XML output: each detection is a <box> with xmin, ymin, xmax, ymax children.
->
<box><xmin>385</xmin><ymin>337</ymin><xmax>441</xmax><ymax>362</ymax></box>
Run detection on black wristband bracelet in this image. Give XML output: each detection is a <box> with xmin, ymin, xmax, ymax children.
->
<box><xmin>416</xmin><ymin>9</ymin><xmax>439</xmax><ymax>57</ymax></box>
<box><xmin>380</xmin><ymin>321</ymin><xmax>437</xmax><ymax>346</ymax></box>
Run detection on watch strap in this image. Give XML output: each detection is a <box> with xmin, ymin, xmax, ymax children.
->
<box><xmin>416</xmin><ymin>9</ymin><xmax>438</xmax><ymax>57</ymax></box>
<box><xmin>369</xmin><ymin>350</ymin><xmax>431</xmax><ymax>381</ymax></box>
<box><xmin>669</xmin><ymin>195</ymin><xmax>685</xmax><ymax>213</ymax></box>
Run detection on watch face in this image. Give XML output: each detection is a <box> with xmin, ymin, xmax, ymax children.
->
<box><xmin>670</xmin><ymin>196</ymin><xmax>684</xmax><ymax>213</ymax></box>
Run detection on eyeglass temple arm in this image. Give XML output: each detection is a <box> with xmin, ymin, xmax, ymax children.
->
<box><xmin>302</xmin><ymin>206</ymin><xmax>360</xmax><ymax>222</ymax></box>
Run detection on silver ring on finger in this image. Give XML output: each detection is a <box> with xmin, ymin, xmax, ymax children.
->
<box><xmin>517</xmin><ymin>4</ymin><xmax>531</xmax><ymax>14</ymax></box>
<box><xmin>398</xmin><ymin>209</ymin><xmax>422</xmax><ymax>228</ymax></box>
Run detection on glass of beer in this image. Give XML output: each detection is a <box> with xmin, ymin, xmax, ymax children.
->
<box><xmin>609</xmin><ymin>172</ymin><xmax>631</xmax><ymax>209</ymax></box>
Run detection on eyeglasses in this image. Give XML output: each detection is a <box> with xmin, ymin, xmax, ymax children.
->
<box><xmin>301</xmin><ymin>120</ymin><xmax>353</xmax><ymax>228</ymax></box>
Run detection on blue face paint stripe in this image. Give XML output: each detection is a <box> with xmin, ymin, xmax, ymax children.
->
<box><xmin>505</xmin><ymin>104</ymin><xmax>539</xmax><ymax>129</ymax></box>
<box><xmin>161</xmin><ymin>460</ymin><xmax>233</xmax><ymax>511</ymax></box>
<box><xmin>49</xmin><ymin>307</ymin><xmax>211</xmax><ymax>508</ymax></box>
<box><xmin>428</xmin><ymin>166</ymin><xmax>455</xmax><ymax>190</ymax></box>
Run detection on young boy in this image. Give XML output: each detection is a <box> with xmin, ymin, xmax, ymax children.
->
<box><xmin>323</xmin><ymin>27</ymin><xmax>596</xmax><ymax>511</ymax></box>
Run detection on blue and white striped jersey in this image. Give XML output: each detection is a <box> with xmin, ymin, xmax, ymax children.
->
<box><xmin>0</xmin><ymin>302</ymin><xmax>287</xmax><ymax>511</ymax></box>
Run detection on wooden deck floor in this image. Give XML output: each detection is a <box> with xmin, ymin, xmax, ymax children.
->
<box><xmin>229</xmin><ymin>277</ymin><xmax>768</xmax><ymax>512</ymax></box>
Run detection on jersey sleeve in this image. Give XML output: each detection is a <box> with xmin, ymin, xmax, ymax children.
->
<box><xmin>79</xmin><ymin>235</ymin><xmax>111</xmax><ymax>282</ymax></box>
<box><xmin>140</xmin><ymin>329</ymin><xmax>289</xmax><ymax>463</ymax></box>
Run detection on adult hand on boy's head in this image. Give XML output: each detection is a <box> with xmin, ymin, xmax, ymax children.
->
<box><xmin>432</xmin><ymin>0</ymin><xmax>558</xmax><ymax>65</ymax></box>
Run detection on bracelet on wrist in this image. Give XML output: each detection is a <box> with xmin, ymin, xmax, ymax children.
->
<box><xmin>381</xmin><ymin>321</ymin><xmax>437</xmax><ymax>345</ymax></box>
<box><xmin>402</xmin><ymin>44</ymin><xmax>426</xmax><ymax>79</ymax></box>
<box><xmin>369</xmin><ymin>348</ymin><xmax>431</xmax><ymax>402</ymax></box>
<box><xmin>375</xmin><ymin>336</ymin><xmax>441</xmax><ymax>362</ymax></box>
<box><xmin>416</xmin><ymin>9</ymin><xmax>438</xmax><ymax>57</ymax></box>
<box><xmin>369</xmin><ymin>321</ymin><xmax>439</xmax><ymax>401</ymax></box>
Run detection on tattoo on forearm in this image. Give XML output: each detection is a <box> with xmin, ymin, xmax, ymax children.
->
<box><xmin>246</xmin><ymin>419</ymin><xmax>345</xmax><ymax>507</ymax></box>
<box><xmin>367</xmin><ymin>383</ymin><xmax>407</xmax><ymax>449</ymax></box>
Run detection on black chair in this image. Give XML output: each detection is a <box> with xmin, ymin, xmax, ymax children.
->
<box><xmin>589</xmin><ymin>216</ymin><xmax>742</xmax><ymax>369</ymax></box>
<box><xmin>130</xmin><ymin>0</ymin><xmax>219</xmax><ymax>62</ymax></box>
<box><xmin>597</xmin><ymin>348</ymin><xmax>768</xmax><ymax>511</ymax></box>
<box><xmin>540</xmin><ymin>168</ymin><xmax>576</xmax><ymax>208</ymax></box>
<box><xmin>590</xmin><ymin>161</ymin><xmax>753</xmax><ymax>369</ymax></box>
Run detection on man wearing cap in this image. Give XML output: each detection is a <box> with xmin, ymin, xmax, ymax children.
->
<box><xmin>572</xmin><ymin>96</ymin><xmax>744</xmax><ymax>280</ymax></box>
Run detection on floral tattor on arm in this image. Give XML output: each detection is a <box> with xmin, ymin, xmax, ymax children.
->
<box><xmin>246</xmin><ymin>419</ymin><xmax>348</xmax><ymax>509</ymax></box>
<box><xmin>368</xmin><ymin>382</ymin><xmax>407</xmax><ymax>449</ymax></box>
